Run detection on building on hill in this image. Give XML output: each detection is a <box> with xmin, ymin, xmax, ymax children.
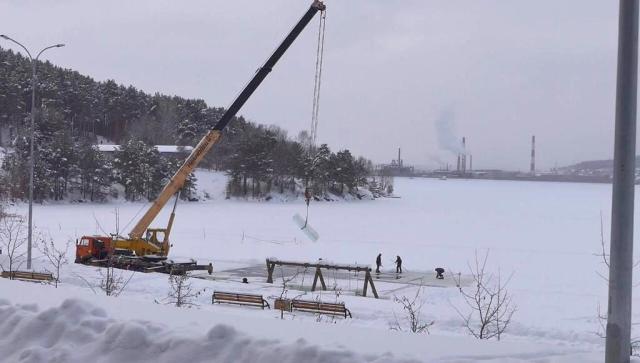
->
<box><xmin>95</xmin><ymin>144</ymin><xmax>193</xmax><ymax>157</ymax></box>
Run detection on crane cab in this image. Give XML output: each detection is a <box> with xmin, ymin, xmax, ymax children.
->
<box><xmin>75</xmin><ymin>236</ymin><xmax>113</xmax><ymax>263</ymax></box>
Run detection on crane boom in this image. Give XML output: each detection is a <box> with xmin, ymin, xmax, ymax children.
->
<box><xmin>129</xmin><ymin>0</ymin><xmax>326</xmax><ymax>239</ymax></box>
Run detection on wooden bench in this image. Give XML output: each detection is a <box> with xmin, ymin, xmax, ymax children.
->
<box><xmin>290</xmin><ymin>299</ymin><xmax>352</xmax><ymax>318</ymax></box>
<box><xmin>212</xmin><ymin>291</ymin><xmax>270</xmax><ymax>309</ymax></box>
<box><xmin>1</xmin><ymin>271</ymin><xmax>54</xmax><ymax>282</ymax></box>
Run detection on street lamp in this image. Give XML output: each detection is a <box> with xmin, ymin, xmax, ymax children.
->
<box><xmin>604</xmin><ymin>1</ymin><xmax>638</xmax><ymax>361</ymax></box>
<box><xmin>0</xmin><ymin>35</ymin><xmax>65</xmax><ymax>270</ymax></box>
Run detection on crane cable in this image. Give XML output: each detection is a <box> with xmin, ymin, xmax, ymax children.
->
<box><xmin>310</xmin><ymin>9</ymin><xmax>327</xmax><ymax>147</ymax></box>
<box><xmin>303</xmin><ymin>188</ymin><xmax>312</xmax><ymax>228</ymax></box>
<box><xmin>302</xmin><ymin>9</ymin><xmax>326</xmax><ymax>230</ymax></box>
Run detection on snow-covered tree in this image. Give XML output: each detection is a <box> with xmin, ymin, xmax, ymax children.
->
<box><xmin>0</xmin><ymin>46</ymin><xmax>372</xmax><ymax>202</ymax></box>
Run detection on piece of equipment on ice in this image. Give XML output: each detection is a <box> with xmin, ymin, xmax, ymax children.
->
<box><xmin>293</xmin><ymin>213</ymin><xmax>320</xmax><ymax>242</ymax></box>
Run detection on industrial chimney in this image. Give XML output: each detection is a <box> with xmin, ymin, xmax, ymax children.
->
<box><xmin>530</xmin><ymin>135</ymin><xmax>536</xmax><ymax>174</ymax></box>
<box><xmin>462</xmin><ymin>137</ymin><xmax>467</xmax><ymax>174</ymax></box>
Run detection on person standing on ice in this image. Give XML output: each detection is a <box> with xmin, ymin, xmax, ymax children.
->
<box><xmin>376</xmin><ymin>253</ymin><xmax>382</xmax><ymax>273</ymax></box>
<box><xmin>395</xmin><ymin>256</ymin><xmax>402</xmax><ymax>273</ymax></box>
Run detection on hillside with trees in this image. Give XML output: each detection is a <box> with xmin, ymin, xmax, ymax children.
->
<box><xmin>0</xmin><ymin>47</ymin><xmax>373</xmax><ymax>202</ymax></box>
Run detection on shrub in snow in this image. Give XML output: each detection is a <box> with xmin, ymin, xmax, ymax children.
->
<box><xmin>452</xmin><ymin>250</ymin><xmax>516</xmax><ymax>340</ymax></box>
<box><xmin>390</xmin><ymin>287</ymin><xmax>434</xmax><ymax>334</ymax></box>
<box><xmin>37</xmin><ymin>235</ymin><xmax>70</xmax><ymax>288</ymax></box>
<box><xmin>0</xmin><ymin>213</ymin><xmax>27</xmax><ymax>276</ymax></box>
<box><xmin>166</xmin><ymin>272</ymin><xmax>203</xmax><ymax>308</ymax></box>
<box><xmin>98</xmin><ymin>263</ymin><xmax>134</xmax><ymax>297</ymax></box>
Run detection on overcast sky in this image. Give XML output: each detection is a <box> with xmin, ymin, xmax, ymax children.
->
<box><xmin>0</xmin><ymin>1</ymin><xmax>624</xmax><ymax>170</ymax></box>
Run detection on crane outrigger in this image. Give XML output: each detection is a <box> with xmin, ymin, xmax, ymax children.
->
<box><xmin>75</xmin><ymin>1</ymin><xmax>326</xmax><ymax>273</ymax></box>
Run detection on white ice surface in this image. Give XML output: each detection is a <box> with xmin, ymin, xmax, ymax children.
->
<box><xmin>2</xmin><ymin>170</ymin><xmax>640</xmax><ymax>362</ymax></box>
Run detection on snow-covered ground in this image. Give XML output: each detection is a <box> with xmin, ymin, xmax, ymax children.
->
<box><xmin>0</xmin><ymin>280</ymin><xmax>603</xmax><ymax>363</ymax></box>
<box><xmin>1</xmin><ymin>170</ymin><xmax>639</xmax><ymax>362</ymax></box>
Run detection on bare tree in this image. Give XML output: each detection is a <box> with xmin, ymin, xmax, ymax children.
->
<box><xmin>594</xmin><ymin>212</ymin><xmax>640</xmax><ymax>356</ymax></box>
<box><xmin>595</xmin><ymin>303</ymin><xmax>640</xmax><ymax>356</ymax></box>
<box><xmin>313</xmin><ymin>280</ymin><xmax>344</xmax><ymax>324</ymax></box>
<box><xmin>98</xmin><ymin>261</ymin><xmax>134</xmax><ymax>297</ymax></box>
<box><xmin>592</xmin><ymin>211</ymin><xmax>639</xmax><ymax>281</ymax></box>
<box><xmin>167</xmin><ymin>271</ymin><xmax>203</xmax><ymax>308</ymax></box>
<box><xmin>277</xmin><ymin>267</ymin><xmax>304</xmax><ymax>319</ymax></box>
<box><xmin>449</xmin><ymin>268</ymin><xmax>463</xmax><ymax>291</ymax></box>
<box><xmin>595</xmin><ymin>211</ymin><xmax>611</xmax><ymax>282</ymax></box>
<box><xmin>390</xmin><ymin>286</ymin><xmax>434</xmax><ymax>334</ymax></box>
<box><xmin>0</xmin><ymin>215</ymin><xmax>27</xmax><ymax>277</ymax></box>
<box><xmin>595</xmin><ymin>215</ymin><xmax>613</xmax><ymax>339</ymax></box>
<box><xmin>452</xmin><ymin>250</ymin><xmax>516</xmax><ymax>340</ymax></box>
<box><xmin>37</xmin><ymin>235</ymin><xmax>70</xmax><ymax>287</ymax></box>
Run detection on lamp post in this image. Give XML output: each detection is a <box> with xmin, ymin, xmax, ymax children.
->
<box><xmin>0</xmin><ymin>35</ymin><xmax>65</xmax><ymax>270</ymax></box>
<box><xmin>606</xmin><ymin>1</ymin><xmax>639</xmax><ymax>362</ymax></box>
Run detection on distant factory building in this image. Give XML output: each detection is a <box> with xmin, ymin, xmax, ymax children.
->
<box><xmin>380</xmin><ymin>148</ymin><xmax>414</xmax><ymax>176</ymax></box>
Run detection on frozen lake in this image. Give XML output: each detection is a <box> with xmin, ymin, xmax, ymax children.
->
<box><xmin>13</xmin><ymin>172</ymin><xmax>640</xmax><ymax>346</ymax></box>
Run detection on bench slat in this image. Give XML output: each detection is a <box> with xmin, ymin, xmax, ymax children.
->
<box><xmin>212</xmin><ymin>291</ymin><xmax>270</xmax><ymax>309</ymax></box>
<box><xmin>1</xmin><ymin>271</ymin><xmax>54</xmax><ymax>281</ymax></box>
<box><xmin>290</xmin><ymin>299</ymin><xmax>351</xmax><ymax>318</ymax></box>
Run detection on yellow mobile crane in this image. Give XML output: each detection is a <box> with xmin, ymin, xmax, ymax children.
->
<box><xmin>76</xmin><ymin>1</ymin><xmax>326</xmax><ymax>273</ymax></box>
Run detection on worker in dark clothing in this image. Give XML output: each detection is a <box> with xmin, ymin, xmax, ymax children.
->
<box><xmin>207</xmin><ymin>263</ymin><xmax>213</xmax><ymax>275</ymax></box>
<box><xmin>395</xmin><ymin>256</ymin><xmax>403</xmax><ymax>273</ymax></box>
<box><xmin>376</xmin><ymin>253</ymin><xmax>382</xmax><ymax>273</ymax></box>
<box><xmin>435</xmin><ymin>267</ymin><xmax>445</xmax><ymax>279</ymax></box>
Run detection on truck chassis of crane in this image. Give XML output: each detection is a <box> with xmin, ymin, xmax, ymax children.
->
<box><xmin>82</xmin><ymin>255</ymin><xmax>209</xmax><ymax>275</ymax></box>
<box><xmin>83</xmin><ymin>255</ymin><xmax>209</xmax><ymax>275</ymax></box>
<box><xmin>75</xmin><ymin>236</ymin><xmax>210</xmax><ymax>275</ymax></box>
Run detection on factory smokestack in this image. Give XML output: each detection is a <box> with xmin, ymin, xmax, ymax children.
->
<box><xmin>530</xmin><ymin>135</ymin><xmax>536</xmax><ymax>174</ymax></box>
<box><xmin>398</xmin><ymin>147</ymin><xmax>402</xmax><ymax>167</ymax></box>
<box><xmin>462</xmin><ymin>137</ymin><xmax>467</xmax><ymax>174</ymax></box>
<box><xmin>470</xmin><ymin>155</ymin><xmax>473</xmax><ymax>171</ymax></box>
<box><xmin>457</xmin><ymin>155</ymin><xmax>461</xmax><ymax>171</ymax></box>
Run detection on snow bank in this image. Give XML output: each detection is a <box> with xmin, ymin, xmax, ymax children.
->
<box><xmin>0</xmin><ymin>279</ymin><xmax>613</xmax><ymax>363</ymax></box>
<box><xmin>0</xmin><ymin>298</ymin><xmax>411</xmax><ymax>363</ymax></box>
